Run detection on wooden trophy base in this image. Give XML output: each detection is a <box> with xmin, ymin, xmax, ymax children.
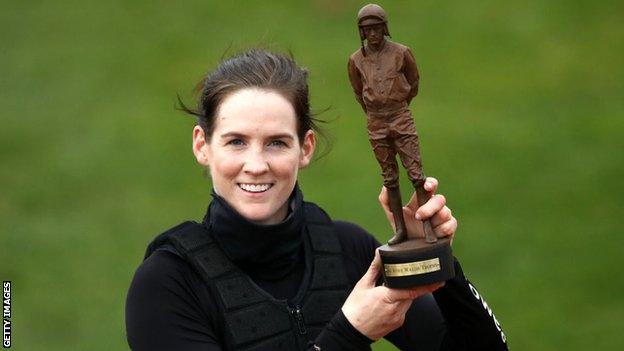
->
<box><xmin>379</xmin><ymin>237</ymin><xmax>455</xmax><ymax>288</ymax></box>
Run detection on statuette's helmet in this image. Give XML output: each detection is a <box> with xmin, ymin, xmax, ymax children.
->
<box><xmin>357</xmin><ymin>4</ymin><xmax>390</xmax><ymax>41</ymax></box>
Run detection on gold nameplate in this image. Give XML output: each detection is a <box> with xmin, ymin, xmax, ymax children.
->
<box><xmin>384</xmin><ymin>258</ymin><xmax>441</xmax><ymax>277</ymax></box>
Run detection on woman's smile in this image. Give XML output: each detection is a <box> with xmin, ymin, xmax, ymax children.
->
<box><xmin>238</xmin><ymin>183</ymin><xmax>273</xmax><ymax>193</ymax></box>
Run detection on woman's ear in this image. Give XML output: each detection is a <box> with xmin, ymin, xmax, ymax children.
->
<box><xmin>192</xmin><ymin>125</ymin><xmax>210</xmax><ymax>167</ymax></box>
<box><xmin>298</xmin><ymin>130</ymin><xmax>316</xmax><ymax>169</ymax></box>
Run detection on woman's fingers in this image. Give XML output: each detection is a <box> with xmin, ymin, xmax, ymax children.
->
<box><xmin>379</xmin><ymin>178</ymin><xmax>456</xmax><ymax>240</ymax></box>
<box><xmin>424</xmin><ymin>177</ymin><xmax>438</xmax><ymax>193</ymax></box>
<box><xmin>430</xmin><ymin>206</ymin><xmax>453</xmax><ymax>227</ymax></box>
<box><xmin>378</xmin><ymin>186</ymin><xmax>390</xmax><ymax>213</ymax></box>
<box><xmin>415</xmin><ymin>194</ymin><xmax>446</xmax><ymax>221</ymax></box>
<box><xmin>385</xmin><ymin>282</ymin><xmax>445</xmax><ymax>302</ymax></box>
<box><xmin>434</xmin><ymin>216</ymin><xmax>458</xmax><ymax>239</ymax></box>
<box><xmin>359</xmin><ymin>249</ymin><xmax>383</xmax><ymax>288</ymax></box>
<box><xmin>405</xmin><ymin>177</ymin><xmax>438</xmax><ymax>212</ymax></box>
<box><xmin>378</xmin><ymin>186</ymin><xmax>397</xmax><ymax>231</ymax></box>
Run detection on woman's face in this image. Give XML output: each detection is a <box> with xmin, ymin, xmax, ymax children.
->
<box><xmin>193</xmin><ymin>88</ymin><xmax>315</xmax><ymax>225</ymax></box>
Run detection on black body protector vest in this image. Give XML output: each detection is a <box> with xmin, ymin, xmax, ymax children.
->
<box><xmin>144</xmin><ymin>203</ymin><xmax>351</xmax><ymax>351</ymax></box>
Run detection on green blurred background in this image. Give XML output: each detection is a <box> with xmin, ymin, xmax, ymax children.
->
<box><xmin>1</xmin><ymin>0</ymin><xmax>623</xmax><ymax>349</ymax></box>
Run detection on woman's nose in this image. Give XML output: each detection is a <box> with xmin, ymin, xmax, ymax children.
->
<box><xmin>242</xmin><ymin>149</ymin><xmax>269</xmax><ymax>175</ymax></box>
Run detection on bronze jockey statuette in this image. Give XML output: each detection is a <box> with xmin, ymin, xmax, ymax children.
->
<box><xmin>348</xmin><ymin>3</ymin><xmax>455</xmax><ymax>288</ymax></box>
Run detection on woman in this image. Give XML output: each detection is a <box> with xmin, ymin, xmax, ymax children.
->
<box><xmin>125</xmin><ymin>50</ymin><xmax>508</xmax><ymax>350</ymax></box>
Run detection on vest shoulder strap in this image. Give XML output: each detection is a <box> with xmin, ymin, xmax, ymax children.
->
<box><xmin>144</xmin><ymin>221</ymin><xmax>197</xmax><ymax>259</ymax></box>
<box><xmin>304</xmin><ymin>202</ymin><xmax>342</xmax><ymax>254</ymax></box>
<box><xmin>301</xmin><ymin>203</ymin><xmax>351</xmax><ymax>335</ymax></box>
<box><xmin>146</xmin><ymin>221</ymin><xmax>237</xmax><ymax>280</ymax></box>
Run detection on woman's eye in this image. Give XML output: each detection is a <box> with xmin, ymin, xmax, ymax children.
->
<box><xmin>268</xmin><ymin>140</ymin><xmax>287</xmax><ymax>148</ymax></box>
<box><xmin>226</xmin><ymin>139</ymin><xmax>245</xmax><ymax>146</ymax></box>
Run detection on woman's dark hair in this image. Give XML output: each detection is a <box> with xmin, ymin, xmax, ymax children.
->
<box><xmin>179</xmin><ymin>49</ymin><xmax>325</xmax><ymax>143</ymax></box>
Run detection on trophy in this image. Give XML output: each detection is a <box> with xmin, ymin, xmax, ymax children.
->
<box><xmin>347</xmin><ymin>4</ymin><xmax>454</xmax><ymax>288</ymax></box>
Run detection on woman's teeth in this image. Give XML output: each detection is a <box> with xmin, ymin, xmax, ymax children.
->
<box><xmin>239</xmin><ymin>183</ymin><xmax>272</xmax><ymax>193</ymax></box>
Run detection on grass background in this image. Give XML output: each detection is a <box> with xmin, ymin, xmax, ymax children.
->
<box><xmin>1</xmin><ymin>0</ymin><xmax>623</xmax><ymax>349</ymax></box>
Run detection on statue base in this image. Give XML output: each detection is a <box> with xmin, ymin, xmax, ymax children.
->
<box><xmin>379</xmin><ymin>237</ymin><xmax>455</xmax><ymax>288</ymax></box>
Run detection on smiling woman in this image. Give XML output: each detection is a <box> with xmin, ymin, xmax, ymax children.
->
<box><xmin>192</xmin><ymin>88</ymin><xmax>315</xmax><ymax>225</ymax></box>
<box><xmin>125</xmin><ymin>49</ymin><xmax>507</xmax><ymax>351</ymax></box>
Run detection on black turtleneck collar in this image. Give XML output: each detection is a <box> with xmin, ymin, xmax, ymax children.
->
<box><xmin>203</xmin><ymin>185</ymin><xmax>305</xmax><ymax>281</ymax></box>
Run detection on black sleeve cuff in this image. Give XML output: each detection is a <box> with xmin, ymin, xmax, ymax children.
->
<box><xmin>311</xmin><ymin>309</ymin><xmax>373</xmax><ymax>351</ymax></box>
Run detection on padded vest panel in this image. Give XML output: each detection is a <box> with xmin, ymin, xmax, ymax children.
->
<box><xmin>309</xmin><ymin>256</ymin><xmax>349</xmax><ymax>290</ymax></box>
<box><xmin>307</xmin><ymin>225</ymin><xmax>342</xmax><ymax>253</ymax></box>
<box><xmin>194</xmin><ymin>245</ymin><xmax>236</xmax><ymax>279</ymax></box>
<box><xmin>216</xmin><ymin>275</ymin><xmax>266</xmax><ymax>310</ymax></box>
<box><xmin>171</xmin><ymin>223</ymin><xmax>214</xmax><ymax>252</ymax></box>
<box><xmin>225</xmin><ymin>302</ymin><xmax>292</xmax><ymax>346</ymax></box>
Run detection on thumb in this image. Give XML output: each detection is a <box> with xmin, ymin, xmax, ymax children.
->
<box><xmin>378</xmin><ymin>186</ymin><xmax>391</xmax><ymax>214</ymax></box>
<box><xmin>359</xmin><ymin>249</ymin><xmax>382</xmax><ymax>288</ymax></box>
<box><xmin>378</xmin><ymin>187</ymin><xmax>396</xmax><ymax>231</ymax></box>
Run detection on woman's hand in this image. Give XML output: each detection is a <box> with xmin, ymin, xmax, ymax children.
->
<box><xmin>378</xmin><ymin>177</ymin><xmax>457</xmax><ymax>243</ymax></box>
<box><xmin>342</xmin><ymin>177</ymin><xmax>456</xmax><ymax>339</ymax></box>
<box><xmin>342</xmin><ymin>250</ymin><xmax>444</xmax><ymax>340</ymax></box>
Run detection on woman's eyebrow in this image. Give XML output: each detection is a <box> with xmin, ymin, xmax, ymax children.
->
<box><xmin>219</xmin><ymin>132</ymin><xmax>247</xmax><ymax>139</ymax></box>
<box><xmin>268</xmin><ymin>133</ymin><xmax>295</xmax><ymax>140</ymax></box>
<box><xmin>219</xmin><ymin>132</ymin><xmax>295</xmax><ymax>141</ymax></box>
